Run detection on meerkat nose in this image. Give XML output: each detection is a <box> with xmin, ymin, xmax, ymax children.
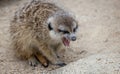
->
<box><xmin>71</xmin><ymin>36</ymin><xmax>76</xmax><ymax>41</ymax></box>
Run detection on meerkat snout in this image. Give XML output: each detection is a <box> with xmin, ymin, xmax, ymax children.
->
<box><xmin>71</xmin><ymin>37</ymin><xmax>76</xmax><ymax>41</ymax></box>
<box><xmin>68</xmin><ymin>33</ymin><xmax>77</xmax><ymax>41</ymax></box>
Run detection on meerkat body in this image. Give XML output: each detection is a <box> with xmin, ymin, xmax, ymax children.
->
<box><xmin>10</xmin><ymin>0</ymin><xmax>78</xmax><ymax>67</ymax></box>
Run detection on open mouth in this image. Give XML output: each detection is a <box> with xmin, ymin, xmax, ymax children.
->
<box><xmin>62</xmin><ymin>37</ymin><xmax>70</xmax><ymax>46</ymax></box>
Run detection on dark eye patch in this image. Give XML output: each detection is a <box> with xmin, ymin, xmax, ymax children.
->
<box><xmin>58</xmin><ymin>29</ymin><xmax>69</xmax><ymax>34</ymax></box>
<box><xmin>73</xmin><ymin>25</ymin><xmax>78</xmax><ymax>32</ymax></box>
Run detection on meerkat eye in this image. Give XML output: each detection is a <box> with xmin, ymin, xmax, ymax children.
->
<box><xmin>63</xmin><ymin>31</ymin><xmax>69</xmax><ymax>34</ymax></box>
<box><xmin>58</xmin><ymin>29</ymin><xmax>69</xmax><ymax>34</ymax></box>
<box><xmin>48</xmin><ymin>23</ymin><xmax>53</xmax><ymax>30</ymax></box>
<box><xmin>73</xmin><ymin>25</ymin><xmax>78</xmax><ymax>32</ymax></box>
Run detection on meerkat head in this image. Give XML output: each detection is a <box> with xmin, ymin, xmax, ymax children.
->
<box><xmin>47</xmin><ymin>12</ymin><xmax>78</xmax><ymax>46</ymax></box>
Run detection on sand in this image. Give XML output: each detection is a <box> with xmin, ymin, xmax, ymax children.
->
<box><xmin>0</xmin><ymin>0</ymin><xmax>120</xmax><ymax>74</ymax></box>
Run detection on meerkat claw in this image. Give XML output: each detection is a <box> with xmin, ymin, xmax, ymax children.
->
<box><xmin>57</xmin><ymin>62</ymin><xmax>66</xmax><ymax>67</ymax></box>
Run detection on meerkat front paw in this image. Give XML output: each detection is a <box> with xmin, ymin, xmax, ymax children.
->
<box><xmin>56</xmin><ymin>61</ymin><xmax>66</xmax><ymax>67</ymax></box>
<box><xmin>52</xmin><ymin>59</ymin><xmax>66</xmax><ymax>67</ymax></box>
<box><xmin>28</xmin><ymin>56</ymin><xmax>39</xmax><ymax>67</ymax></box>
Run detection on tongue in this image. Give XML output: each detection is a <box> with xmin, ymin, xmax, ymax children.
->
<box><xmin>63</xmin><ymin>37</ymin><xmax>70</xmax><ymax>46</ymax></box>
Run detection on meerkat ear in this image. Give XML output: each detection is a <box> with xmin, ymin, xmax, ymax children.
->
<box><xmin>47</xmin><ymin>16</ymin><xmax>54</xmax><ymax>30</ymax></box>
<box><xmin>48</xmin><ymin>23</ymin><xmax>53</xmax><ymax>30</ymax></box>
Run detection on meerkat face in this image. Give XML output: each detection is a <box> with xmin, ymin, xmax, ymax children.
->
<box><xmin>47</xmin><ymin>13</ymin><xmax>78</xmax><ymax>46</ymax></box>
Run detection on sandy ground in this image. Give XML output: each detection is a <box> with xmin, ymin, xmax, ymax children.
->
<box><xmin>0</xmin><ymin>0</ymin><xmax>120</xmax><ymax>74</ymax></box>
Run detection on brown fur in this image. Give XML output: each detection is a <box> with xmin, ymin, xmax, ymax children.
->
<box><xmin>10</xmin><ymin>0</ymin><xmax>77</xmax><ymax>67</ymax></box>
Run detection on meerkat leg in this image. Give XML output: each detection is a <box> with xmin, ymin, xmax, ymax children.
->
<box><xmin>54</xmin><ymin>43</ymin><xmax>65</xmax><ymax>58</ymax></box>
<box><xmin>33</xmin><ymin>40</ymin><xmax>66</xmax><ymax>67</ymax></box>
<box><xmin>52</xmin><ymin>44</ymin><xmax>60</xmax><ymax>58</ymax></box>
<box><xmin>28</xmin><ymin>56</ymin><xmax>39</xmax><ymax>67</ymax></box>
<box><xmin>35</xmin><ymin>53</ymin><xmax>49</xmax><ymax>67</ymax></box>
<box><xmin>13</xmin><ymin>45</ymin><xmax>38</xmax><ymax>67</ymax></box>
<box><xmin>39</xmin><ymin>45</ymin><xmax>66</xmax><ymax>67</ymax></box>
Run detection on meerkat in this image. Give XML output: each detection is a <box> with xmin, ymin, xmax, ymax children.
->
<box><xmin>10</xmin><ymin>0</ymin><xmax>78</xmax><ymax>67</ymax></box>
